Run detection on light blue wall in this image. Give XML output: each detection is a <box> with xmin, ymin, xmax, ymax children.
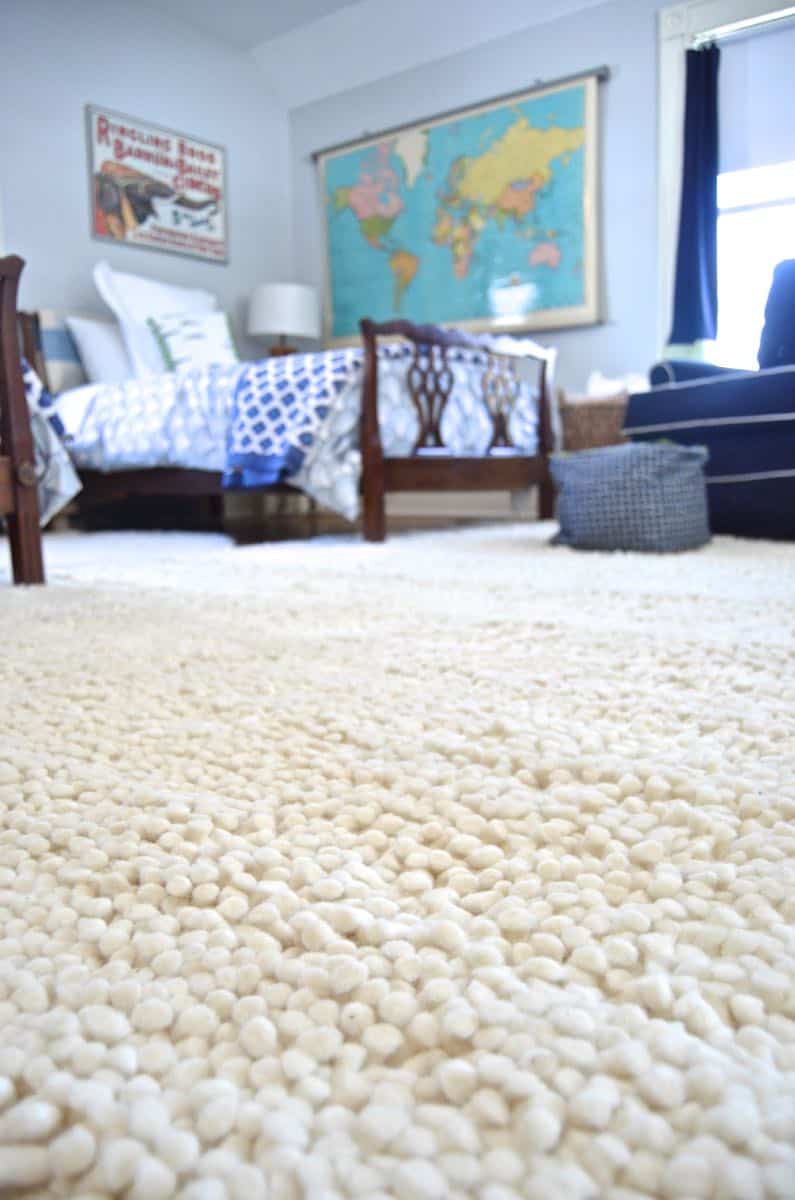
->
<box><xmin>0</xmin><ymin>0</ymin><xmax>291</xmax><ymax>348</ymax></box>
<box><xmin>289</xmin><ymin>0</ymin><xmax>664</xmax><ymax>389</ymax></box>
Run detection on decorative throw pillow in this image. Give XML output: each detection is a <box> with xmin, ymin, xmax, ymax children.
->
<box><xmin>66</xmin><ymin>316</ymin><xmax>132</xmax><ymax>385</ymax></box>
<box><xmin>147</xmin><ymin>311</ymin><xmax>239</xmax><ymax>372</ymax></box>
<box><xmin>550</xmin><ymin>442</ymin><xmax>711</xmax><ymax>552</ymax></box>
<box><xmin>35</xmin><ymin>311</ymin><xmax>86</xmax><ymax>395</ymax></box>
<box><xmin>93</xmin><ymin>260</ymin><xmax>218</xmax><ymax>377</ymax></box>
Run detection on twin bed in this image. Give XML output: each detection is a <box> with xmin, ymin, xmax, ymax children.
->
<box><xmin>10</xmin><ymin>257</ymin><xmax>558</xmax><ymax>548</ymax></box>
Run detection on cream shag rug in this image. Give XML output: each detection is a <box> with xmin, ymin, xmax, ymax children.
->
<box><xmin>1</xmin><ymin>525</ymin><xmax>794</xmax><ymax>1200</ymax></box>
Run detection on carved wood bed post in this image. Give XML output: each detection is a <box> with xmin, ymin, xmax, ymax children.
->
<box><xmin>537</xmin><ymin>355</ymin><xmax>556</xmax><ymax>520</ymax></box>
<box><xmin>359</xmin><ymin>318</ymin><xmax>386</xmax><ymax>542</ymax></box>
<box><xmin>0</xmin><ymin>255</ymin><xmax>45</xmax><ymax>584</ymax></box>
<box><xmin>18</xmin><ymin>310</ymin><xmax>48</xmax><ymax>392</ymax></box>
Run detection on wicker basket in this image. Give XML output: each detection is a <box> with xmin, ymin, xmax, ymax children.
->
<box><xmin>558</xmin><ymin>389</ymin><xmax>628</xmax><ymax>451</ymax></box>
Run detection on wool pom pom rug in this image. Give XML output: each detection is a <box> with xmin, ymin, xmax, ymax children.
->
<box><xmin>1</xmin><ymin>526</ymin><xmax>794</xmax><ymax>1199</ymax></box>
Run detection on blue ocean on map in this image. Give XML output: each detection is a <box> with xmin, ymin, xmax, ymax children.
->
<box><xmin>323</xmin><ymin>82</ymin><xmax>587</xmax><ymax>339</ymax></box>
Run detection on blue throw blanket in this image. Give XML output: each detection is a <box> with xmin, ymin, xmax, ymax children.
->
<box><xmin>225</xmin><ymin>349</ymin><xmax>362</xmax><ymax>489</ymax></box>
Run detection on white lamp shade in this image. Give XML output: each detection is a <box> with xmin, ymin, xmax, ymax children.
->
<box><xmin>247</xmin><ymin>282</ymin><xmax>321</xmax><ymax>340</ymax></box>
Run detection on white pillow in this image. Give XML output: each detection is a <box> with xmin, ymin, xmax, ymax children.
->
<box><xmin>65</xmin><ymin>316</ymin><xmax>132</xmax><ymax>385</ymax></box>
<box><xmin>93</xmin><ymin>260</ymin><xmax>218</xmax><ymax>378</ymax></box>
<box><xmin>147</xmin><ymin>311</ymin><xmax>239</xmax><ymax>372</ymax></box>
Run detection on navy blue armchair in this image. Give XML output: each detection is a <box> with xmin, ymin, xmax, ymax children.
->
<box><xmin>624</xmin><ymin>260</ymin><xmax>795</xmax><ymax>539</ymax></box>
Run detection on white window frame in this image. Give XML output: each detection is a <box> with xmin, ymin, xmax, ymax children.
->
<box><xmin>657</xmin><ymin>0</ymin><xmax>795</xmax><ymax>352</ymax></box>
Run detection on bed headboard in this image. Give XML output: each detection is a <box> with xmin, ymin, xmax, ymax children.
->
<box><xmin>1</xmin><ymin>256</ymin><xmax>46</xmax><ymax>582</ymax></box>
<box><xmin>17</xmin><ymin>310</ymin><xmax>48</xmax><ymax>391</ymax></box>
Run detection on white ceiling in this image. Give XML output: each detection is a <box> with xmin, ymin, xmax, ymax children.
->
<box><xmin>156</xmin><ymin>0</ymin><xmax>361</xmax><ymax>50</ymax></box>
<box><xmin>252</xmin><ymin>0</ymin><xmax>613</xmax><ymax>109</ymax></box>
<box><xmin>153</xmin><ymin>0</ymin><xmax>612</xmax><ymax>108</ymax></box>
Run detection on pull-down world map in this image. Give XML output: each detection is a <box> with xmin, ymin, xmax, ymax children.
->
<box><xmin>319</xmin><ymin>75</ymin><xmax>599</xmax><ymax>342</ymax></box>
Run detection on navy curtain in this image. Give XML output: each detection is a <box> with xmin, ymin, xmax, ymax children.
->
<box><xmin>669</xmin><ymin>44</ymin><xmax>720</xmax><ymax>344</ymax></box>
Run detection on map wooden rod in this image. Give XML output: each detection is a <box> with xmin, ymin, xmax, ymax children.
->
<box><xmin>309</xmin><ymin>65</ymin><xmax>610</xmax><ymax>162</ymax></box>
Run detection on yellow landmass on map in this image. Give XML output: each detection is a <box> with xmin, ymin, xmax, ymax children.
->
<box><xmin>389</xmin><ymin>249</ymin><xmax>419</xmax><ymax>309</ymax></box>
<box><xmin>454</xmin><ymin>118</ymin><xmax>584</xmax><ymax>209</ymax></box>
<box><xmin>432</xmin><ymin>209</ymin><xmax>483</xmax><ymax>279</ymax></box>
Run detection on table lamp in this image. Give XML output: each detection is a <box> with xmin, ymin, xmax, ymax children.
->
<box><xmin>247</xmin><ymin>283</ymin><xmax>321</xmax><ymax>355</ymax></box>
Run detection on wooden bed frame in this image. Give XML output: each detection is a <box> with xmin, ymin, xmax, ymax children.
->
<box><xmin>18</xmin><ymin>309</ymin><xmax>294</xmax><ymax>525</ymax></box>
<box><xmin>17</xmin><ymin>309</ymin><xmax>556</xmax><ymax>543</ymax></box>
<box><xmin>360</xmin><ymin>318</ymin><xmax>556</xmax><ymax>542</ymax></box>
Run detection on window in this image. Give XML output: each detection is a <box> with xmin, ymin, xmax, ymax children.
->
<box><xmin>713</xmin><ymin>160</ymin><xmax>795</xmax><ymax>369</ymax></box>
<box><xmin>658</xmin><ymin>3</ymin><xmax>795</xmax><ymax>353</ymax></box>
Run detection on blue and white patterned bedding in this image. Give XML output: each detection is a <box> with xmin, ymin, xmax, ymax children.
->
<box><xmin>22</xmin><ymin>360</ymin><xmax>82</xmax><ymax>525</ymax></box>
<box><xmin>56</xmin><ymin>365</ymin><xmax>234</xmax><ymax>475</ymax></box>
<box><xmin>52</xmin><ymin>345</ymin><xmax>541</xmax><ymax>521</ymax></box>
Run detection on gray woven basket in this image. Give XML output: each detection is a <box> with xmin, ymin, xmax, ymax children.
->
<box><xmin>558</xmin><ymin>389</ymin><xmax>628</xmax><ymax>450</ymax></box>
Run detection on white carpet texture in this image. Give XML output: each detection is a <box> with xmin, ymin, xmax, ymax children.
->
<box><xmin>1</xmin><ymin>526</ymin><xmax>794</xmax><ymax>1200</ymax></box>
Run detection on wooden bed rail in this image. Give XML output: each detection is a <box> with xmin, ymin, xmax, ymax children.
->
<box><xmin>359</xmin><ymin>317</ymin><xmax>557</xmax><ymax>543</ymax></box>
